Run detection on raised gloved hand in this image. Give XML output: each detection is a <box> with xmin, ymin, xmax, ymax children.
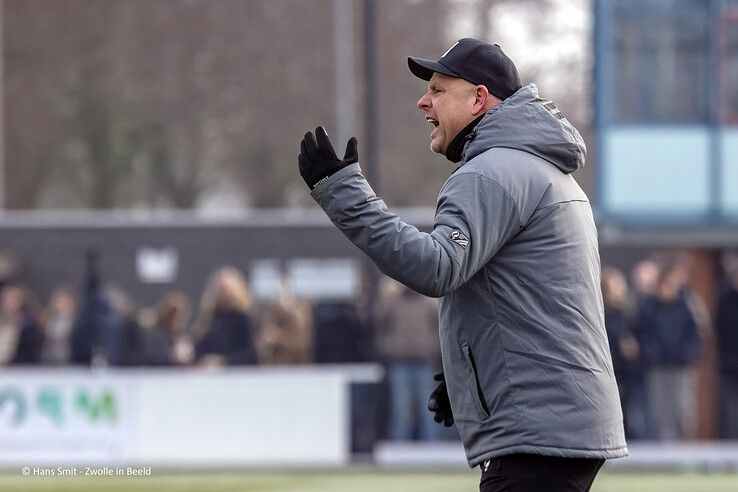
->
<box><xmin>428</xmin><ymin>372</ymin><xmax>454</xmax><ymax>427</ymax></box>
<box><xmin>298</xmin><ymin>126</ymin><xmax>358</xmax><ymax>189</ymax></box>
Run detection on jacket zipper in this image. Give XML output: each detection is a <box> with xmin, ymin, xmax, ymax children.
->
<box><xmin>463</xmin><ymin>344</ymin><xmax>490</xmax><ymax>417</ymax></box>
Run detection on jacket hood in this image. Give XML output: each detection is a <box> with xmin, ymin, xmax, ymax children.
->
<box><xmin>462</xmin><ymin>84</ymin><xmax>586</xmax><ymax>174</ymax></box>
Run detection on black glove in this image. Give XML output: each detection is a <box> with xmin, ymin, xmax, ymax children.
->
<box><xmin>298</xmin><ymin>126</ymin><xmax>358</xmax><ymax>189</ymax></box>
<box><xmin>428</xmin><ymin>372</ymin><xmax>454</xmax><ymax>427</ymax></box>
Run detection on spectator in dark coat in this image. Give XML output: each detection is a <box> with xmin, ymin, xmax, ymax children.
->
<box><xmin>143</xmin><ymin>291</ymin><xmax>194</xmax><ymax>366</ymax></box>
<box><xmin>311</xmin><ymin>299</ymin><xmax>369</xmax><ymax>363</ymax></box>
<box><xmin>626</xmin><ymin>258</ymin><xmax>663</xmax><ymax>439</ymax></box>
<box><xmin>716</xmin><ymin>253</ymin><xmax>738</xmax><ymax>438</ymax></box>
<box><xmin>310</xmin><ymin>276</ymin><xmax>377</xmax><ymax>452</ymax></box>
<box><xmin>106</xmin><ymin>286</ymin><xmax>149</xmax><ymax>367</ymax></box>
<box><xmin>601</xmin><ymin>266</ymin><xmax>641</xmax><ymax>440</ymax></box>
<box><xmin>635</xmin><ymin>259</ymin><xmax>702</xmax><ymax>440</ymax></box>
<box><xmin>71</xmin><ymin>250</ymin><xmax>120</xmax><ymax>366</ymax></box>
<box><xmin>195</xmin><ymin>266</ymin><xmax>256</xmax><ymax>366</ymax></box>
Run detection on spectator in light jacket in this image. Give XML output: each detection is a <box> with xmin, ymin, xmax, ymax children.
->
<box><xmin>40</xmin><ymin>286</ymin><xmax>76</xmax><ymax>365</ymax></box>
<box><xmin>256</xmin><ymin>301</ymin><xmax>312</xmax><ymax>365</ymax></box>
<box><xmin>0</xmin><ymin>283</ymin><xmax>42</xmax><ymax>365</ymax></box>
<box><xmin>375</xmin><ymin>278</ymin><xmax>444</xmax><ymax>441</ymax></box>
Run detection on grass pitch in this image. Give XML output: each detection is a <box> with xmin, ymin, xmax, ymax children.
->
<box><xmin>0</xmin><ymin>470</ymin><xmax>736</xmax><ymax>491</ymax></box>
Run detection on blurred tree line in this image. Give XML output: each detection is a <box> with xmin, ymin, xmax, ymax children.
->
<box><xmin>4</xmin><ymin>0</ymin><xmax>589</xmax><ymax>210</ymax></box>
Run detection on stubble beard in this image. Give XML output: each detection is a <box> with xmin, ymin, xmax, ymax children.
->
<box><xmin>430</xmin><ymin>136</ymin><xmax>444</xmax><ymax>155</ymax></box>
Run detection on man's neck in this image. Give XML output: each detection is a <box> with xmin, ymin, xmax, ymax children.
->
<box><xmin>444</xmin><ymin>114</ymin><xmax>485</xmax><ymax>163</ymax></box>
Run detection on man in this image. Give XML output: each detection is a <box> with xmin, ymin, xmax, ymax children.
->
<box><xmin>298</xmin><ymin>38</ymin><xmax>626</xmax><ymax>491</ymax></box>
<box><xmin>374</xmin><ymin>279</ymin><xmax>443</xmax><ymax>441</ymax></box>
<box><xmin>716</xmin><ymin>254</ymin><xmax>738</xmax><ymax>438</ymax></box>
<box><xmin>635</xmin><ymin>259</ymin><xmax>702</xmax><ymax>441</ymax></box>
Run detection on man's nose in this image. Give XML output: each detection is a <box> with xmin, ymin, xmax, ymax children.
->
<box><xmin>417</xmin><ymin>92</ymin><xmax>431</xmax><ymax>110</ymax></box>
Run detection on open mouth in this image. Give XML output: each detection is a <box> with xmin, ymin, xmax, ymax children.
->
<box><xmin>426</xmin><ymin>117</ymin><xmax>439</xmax><ymax>138</ymax></box>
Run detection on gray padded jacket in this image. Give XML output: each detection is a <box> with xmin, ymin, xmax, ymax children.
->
<box><xmin>311</xmin><ymin>84</ymin><xmax>627</xmax><ymax>466</ymax></box>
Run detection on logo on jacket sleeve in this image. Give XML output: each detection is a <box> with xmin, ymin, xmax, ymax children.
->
<box><xmin>449</xmin><ymin>229</ymin><xmax>469</xmax><ymax>249</ymax></box>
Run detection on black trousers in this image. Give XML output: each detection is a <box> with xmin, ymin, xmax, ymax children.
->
<box><xmin>479</xmin><ymin>454</ymin><xmax>605</xmax><ymax>492</ymax></box>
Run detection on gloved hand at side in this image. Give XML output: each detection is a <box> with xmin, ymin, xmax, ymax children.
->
<box><xmin>428</xmin><ymin>372</ymin><xmax>454</xmax><ymax>427</ymax></box>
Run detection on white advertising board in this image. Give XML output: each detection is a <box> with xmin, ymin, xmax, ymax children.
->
<box><xmin>0</xmin><ymin>371</ymin><xmax>130</xmax><ymax>465</ymax></box>
<box><xmin>0</xmin><ymin>365</ymin><xmax>381</xmax><ymax>467</ymax></box>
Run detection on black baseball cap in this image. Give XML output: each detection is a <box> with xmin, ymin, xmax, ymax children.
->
<box><xmin>408</xmin><ymin>38</ymin><xmax>522</xmax><ymax>100</ymax></box>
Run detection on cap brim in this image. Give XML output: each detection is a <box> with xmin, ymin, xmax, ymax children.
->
<box><xmin>407</xmin><ymin>56</ymin><xmax>458</xmax><ymax>81</ymax></box>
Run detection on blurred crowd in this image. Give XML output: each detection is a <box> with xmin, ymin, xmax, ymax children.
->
<box><xmin>603</xmin><ymin>253</ymin><xmax>738</xmax><ymax>442</ymax></box>
<box><xmin>0</xmin><ymin>253</ymin><xmax>317</xmax><ymax>369</ymax></box>
<box><xmin>1</xmin><ymin>250</ymin><xmax>738</xmax><ymax>443</ymax></box>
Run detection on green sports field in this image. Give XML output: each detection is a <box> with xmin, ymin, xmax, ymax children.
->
<box><xmin>1</xmin><ymin>470</ymin><xmax>737</xmax><ymax>492</ymax></box>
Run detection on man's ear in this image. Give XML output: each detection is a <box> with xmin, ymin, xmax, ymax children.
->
<box><xmin>472</xmin><ymin>85</ymin><xmax>490</xmax><ymax>116</ymax></box>
<box><xmin>472</xmin><ymin>85</ymin><xmax>501</xmax><ymax>115</ymax></box>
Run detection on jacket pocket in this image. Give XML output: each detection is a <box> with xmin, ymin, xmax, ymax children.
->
<box><xmin>462</xmin><ymin>342</ymin><xmax>490</xmax><ymax>420</ymax></box>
